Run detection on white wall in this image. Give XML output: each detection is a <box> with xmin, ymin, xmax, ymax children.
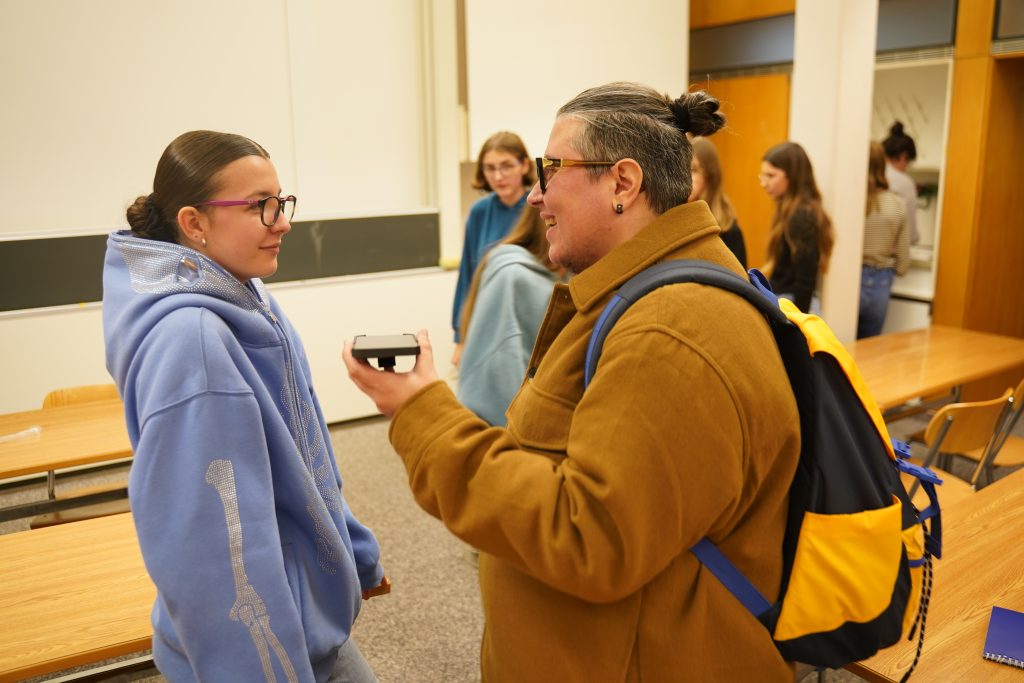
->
<box><xmin>0</xmin><ymin>0</ymin><xmax>447</xmax><ymax>417</ymax></box>
<box><xmin>465</xmin><ymin>0</ymin><xmax>689</xmax><ymax>163</ymax></box>
<box><xmin>0</xmin><ymin>1</ymin><xmax>298</xmax><ymax>235</ymax></box>
<box><xmin>0</xmin><ymin>270</ymin><xmax>456</xmax><ymax>421</ymax></box>
<box><xmin>264</xmin><ymin>270</ymin><xmax>457</xmax><ymax>422</ymax></box>
<box><xmin>790</xmin><ymin>0</ymin><xmax>879</xmax><ymax>343</ymax></box>
<box><xmin>0</xmin><ymin>0</ymin><xmax>430</xmax><ymax>237</ymax></box>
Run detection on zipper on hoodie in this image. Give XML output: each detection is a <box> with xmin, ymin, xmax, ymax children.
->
<box><xmin>244</xmin><ymin>284</ymin><xmax>311</xmax><ymax>470</ymax></box>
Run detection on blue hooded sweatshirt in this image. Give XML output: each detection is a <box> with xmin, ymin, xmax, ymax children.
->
<box><xmin>103</xmin><ymin>231</ymin><xmax>383</xmax><ymax>683</ymax></box>
<box><xmin>456</xmin><ymin>244</ymin><xmax>560</xmax><ymax>426</ymax></box>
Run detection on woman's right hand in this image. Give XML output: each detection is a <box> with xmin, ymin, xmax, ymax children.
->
<box><xmin>343</xmin><ymin>330</ymin><xmax>439</xmax><ymax>418</ymax></box>
<box><xmin>451</xmin><ymin>342</ymin><xmax>463</xmax><ymax>367</ymax></box>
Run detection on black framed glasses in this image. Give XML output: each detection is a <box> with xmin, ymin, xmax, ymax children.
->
<box><xmin>535</xmin><ymin>157</ymin><xmax>616</xmax><ymax>193</ymax></box>
<box><xmin>198</xmin><ymin>195</ymin><xmax>297</xmax><ymax>227</ymax></box>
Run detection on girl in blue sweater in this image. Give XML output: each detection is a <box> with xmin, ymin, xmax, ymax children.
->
<box><xmin>104</xmin><ymin>130</ymin><xmax>385</xmax><ymax>682</ymax></box>
<box><xmin>451</xmin><ymin>131</ymin><xmax>536</xmax><ymax>364</ymax></box>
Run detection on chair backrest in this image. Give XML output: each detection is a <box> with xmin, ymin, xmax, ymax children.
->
<box><xmin>41</xmin><ymin>384</ymin><xmax>120</xmax><ymax>409</ymax></box>
<box><xmin>923</xmin><ymin>388</ymin><xmax>1014</xmax><ymax>487</ymax></box>
<box><xmin>986</xmin><ymin>376</ymin><xmax>1024</xmax><ymax>460</ymax></box>
<box><xmin>1003</xmin><ymin>375</ymin><xmax>1024</xmax><ymax>435</ymax></box>
<box><xmin>924</xmin><ymin>389</ymin><xmax>1013</xmax><ymax>453</ymax></box>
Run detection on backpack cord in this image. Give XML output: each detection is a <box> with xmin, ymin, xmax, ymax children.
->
<box><xmin>899</xmin><ymin>549</ymin><xmax>933</xmax><ymax>682</ymax></box>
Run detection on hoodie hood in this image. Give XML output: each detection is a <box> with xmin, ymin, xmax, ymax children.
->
<box><xmin>103</xmin><ymin>230</ymin><xmax>275</xmax><ymax>389</ymax></box>
<box><xmin>483</xmin><ymin>243</ymin><xmax>554</xmax><ymax>282</ymax></box>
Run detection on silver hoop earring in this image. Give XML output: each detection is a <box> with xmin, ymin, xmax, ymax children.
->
<box><xmin>615</xmin><ymin>203</ymin><xmax>624</xmax><ymax>214</ymax></box>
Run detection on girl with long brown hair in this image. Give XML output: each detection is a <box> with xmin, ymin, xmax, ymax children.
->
<box><xmin>759</xmin><ymin>141</ymin><xmax>834</xmax><ymax>313</ymax></box>
<box><xmin>689</xmin><ymin>136</ymin><xmax>747</xmax><ymax>268</ymax></box>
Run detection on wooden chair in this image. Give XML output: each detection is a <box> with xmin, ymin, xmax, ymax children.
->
<box><xmin>41</xmin><ymin>383</ymin><xmax>120</xmax><ymax>408</ymax></box>
<box><xmin>958</xmin><ymin>377</ymin><xmax>1024</xmax><ymax>485</ymax></box>
<box><xmin>31</xmin><ymin>383</ymin><xmax>130</xmax><ymax>528</ymax></box>
<box><xmin>902</xmin><ymin>390</ymin><xmax>1012</xmax><ymax>510</ymax></box>
<box><xmin>906</xmin><ymin>389</ymin><xmax>1013</xmax><ymax>503</ymax></box>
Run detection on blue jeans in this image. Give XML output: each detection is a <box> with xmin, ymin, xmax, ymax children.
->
<box><xmin>857</xmin><ymin>265</ymin><xmax>894</xmax><ymax>339</ymax></box>
<box><xmin>328</xmin><ymin>637</ymin><xmax>378</xmax><ymax>683</ymax></box>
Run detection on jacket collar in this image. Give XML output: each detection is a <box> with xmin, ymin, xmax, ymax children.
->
<box><xmin>568</xmin><ymin>201</ymin><xmax>720</xmax><ymax>313</ymax></box>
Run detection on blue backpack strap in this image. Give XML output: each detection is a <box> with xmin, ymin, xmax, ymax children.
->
<box><xmin>895</xmin><ymin>458</ymin><xmax>944</xmax><ymax>561</ymax></box>
<box><xmin>691</xmin><ymin>537</ymin><xmax>774</xmax><ymax>618</ymax></box>
<box><xmin>747</xmin><ymin>268</ymin><xmax>780</xmax><ymax>307</ymax></box>
<box><xmin>893</xmin><ymin>439</ymin><xmax>943</xmax><ymax>558</ymax></box>
<box><xmin>584</xmin><ymin>259</ymin><xmax>790</xmax><ymax>623</ymax></box>
<box><xmin>584</xmin><ymin>260</ymin><xmax>787</xmax><ymax>388</ymax></box>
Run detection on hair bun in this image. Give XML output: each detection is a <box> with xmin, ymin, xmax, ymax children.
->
<box><xmin>670</xmin><ymin>91</ymin><xmax>726</xmax><ymax>138</ymax></box>
<box><xmin>144</xmin><ymin>195</ymin><xmax>163</xmax><ymax>231</ymax></box>
<box><xmin>890</xmin><ymin>121</ymin><xmax>905</xmax><ymax>136</ymax></box>
<box><xmin>669</xmin><ymin>100</ymin><xmax>691</xmax><ymax>132</ymax></box>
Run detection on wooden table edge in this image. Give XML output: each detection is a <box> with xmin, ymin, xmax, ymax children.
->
<box><xmin>0</xmin><ymin>448</ymin><xmax>134</xmax><ymax>480</ymax></box>
<box><xmin>845</xmin><ymin>660</ymin><xmax>900</xmax><ymax>683</ymax></box>
<box><xmin>0</xmin><ymin>635</ymin><xmax>152</xmax><ymax>683</ymax></box>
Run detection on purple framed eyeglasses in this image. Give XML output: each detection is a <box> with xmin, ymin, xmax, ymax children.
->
<box><xmin>197</xmin><ymin>195</ymin><xmax>297</xmax><ymax>227</ymax></box>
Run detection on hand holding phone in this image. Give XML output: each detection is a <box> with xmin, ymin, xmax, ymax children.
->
<box><xmin>351</xmin><ymin>334</ymin><xmax>420</xmax><ymax>369</ymax></box>
<box><xmin>343</xmin><ymin>329</ymin><xmax>438</xmax><ymax>418</ymax></box>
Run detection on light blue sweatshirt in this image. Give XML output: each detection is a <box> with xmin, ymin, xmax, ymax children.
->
<box><xmin>103</xmin><ymin>231</ymin><xmax>383</xmax><ymax>683</ymax></box>
<box><xmin>451</xmin><ymin>192</ymin><xmax>527</xmax><ymax>342</ymax></box>
<box><xmin>457</xmin><ymin>244</ymin><xmax>560</xmax><ymax>426</ymax></box>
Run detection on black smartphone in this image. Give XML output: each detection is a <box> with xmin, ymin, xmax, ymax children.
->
<box><xmin>352</xmin><ymin>334</ymin><xmax>420</xmax><ymax>369</ymax></box>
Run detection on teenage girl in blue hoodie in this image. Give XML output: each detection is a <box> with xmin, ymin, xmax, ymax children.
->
<box><xmin>104</xmin><ymin>130</ymin><xmax>385</xmax><ymax>683</ymax></box>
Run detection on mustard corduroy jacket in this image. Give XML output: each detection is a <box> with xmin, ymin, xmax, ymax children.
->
<box><xmin>390</xmin><ymin>201</ymin><xmax>800</xmax><ymax>682</ymax></box>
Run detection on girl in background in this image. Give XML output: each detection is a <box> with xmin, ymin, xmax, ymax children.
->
<box><xmin>451</xmin><ymin>132</ymin><xmax>536</xmax><ymax>365</ymax></box>
<box><xmin>457</xmin><ymin>205</ymin><xmax>564</xmax><ymax>426</ymax></box>
<box><xmin>759</xmin><ymin>141</ymin><xmax>834</xmax><ymax>313</ymax></box>
<box><xmin>859</xmin><ymin>141</ymin><xmax>910</xmax><ymax>338</ymax></box>
<box><xmin>689</xmin><ymin>136</ymin><xmax>747</xmax><ymax>269</ymax></box>
<box><xmin>883</xmin><ymin>121</ymin><xmax>919</xmax><ymax>244</ymax></box>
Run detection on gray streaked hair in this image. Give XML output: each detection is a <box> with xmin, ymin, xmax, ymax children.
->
<box><xmin>557</xmin><ymin>82</ymin><xmax>725</xmax><ymax>214</ymax></box>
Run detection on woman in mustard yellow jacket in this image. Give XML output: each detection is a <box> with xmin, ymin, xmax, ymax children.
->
<box><xmin>345</xmin><ymin>82</ymin><xmax>800</xmax><ymax>682</ymax></box>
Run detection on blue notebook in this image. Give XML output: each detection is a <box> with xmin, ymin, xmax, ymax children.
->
<box><xmin>983</xmin><ymin>606</ymin><xmax>1024</xmax><ymax>669</ymax></box>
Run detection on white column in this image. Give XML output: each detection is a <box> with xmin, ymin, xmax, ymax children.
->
<box><xmin>421</xmin><ymin>0</ymin><xmax>465</xmax><ymax>264</ymax></box>
<box><xmin>789</xmin><ymin>0</ymin><xmax>879</xmax><ymax>343</ymax></box>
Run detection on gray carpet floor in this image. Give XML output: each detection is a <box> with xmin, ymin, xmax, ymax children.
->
<box><xmin>5</xmin><ymin>410</ymin><xmax>1021</xmax><ymax>682</ymax></box>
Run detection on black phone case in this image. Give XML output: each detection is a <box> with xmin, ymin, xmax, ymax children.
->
<box><xmin>351</xmin><ymin>334</ymin><xmax>420</xmax><ymax>359</ymax></box>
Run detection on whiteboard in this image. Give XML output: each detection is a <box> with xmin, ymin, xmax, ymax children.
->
<box><xmin>0</xmin><ymin>0</ymin><xmax>428</xmax><ymax>237</ymax></box>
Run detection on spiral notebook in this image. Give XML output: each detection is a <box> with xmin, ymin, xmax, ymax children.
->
<box><xmin>983</xmin><ymin>606</ymin><xmax>1024</xmax><ymax>669</ymax></box>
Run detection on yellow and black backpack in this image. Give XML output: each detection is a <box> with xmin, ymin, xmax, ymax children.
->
<box><xmin>583</xmin><ymin>260</ymin><xmax>943</xmax><ymax>677</ymax></box>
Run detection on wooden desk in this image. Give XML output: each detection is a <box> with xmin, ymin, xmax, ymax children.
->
<box><xmin>0</xmin><ymin>513</ymin><xmax>154</xmax><ymax>682</ymax></box>
<box><xmin>849</xmin><ymin>467</ymin><xmax>1024</xmax><ymax>682</ymax></box>
<box><xmin>0</xmin><ymin>399</ymin><xmax>131</xmax><ymax>521</ymax></box>
<box><xmin>0</xmin><ymin>399</ymin><xmax>130</xmax><ymax>480</ymax></box>
<box><xmin>851</xmin><ymin>325</ymin><xmax>1024</xmax><ymax>412</ymax></box>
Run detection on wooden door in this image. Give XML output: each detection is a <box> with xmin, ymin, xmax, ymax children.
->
<box><xmin>698</xmin><ymin>73</ymin><xmax>790</xmax><ymax>268</ymax></box>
